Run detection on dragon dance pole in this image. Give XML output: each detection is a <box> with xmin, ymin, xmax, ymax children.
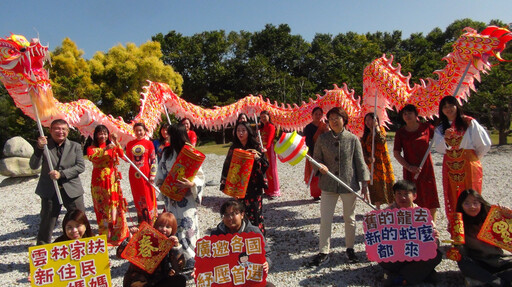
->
<box><xmin>32</xmin><ymin>98</ymin><xmax>64</xmax><ymax>205</ymax></box>
<box><xmin>370</xmin><ymin>91</ymin><xmax>377</xmax><ymax>185</ymax></box>
<box><xmin>305</xmin><ymin>154</ymin><xmax>377</xmax><ymax>210</ymax></box>
<box><xmin>122</xmin><ymin>154</ymin><xmax>161</xmax><ymax>196</ymax></box>
<box><xmin>414</xmin><ymin>140</ymin><xmax>434</xmax><ymax>180</ymax></box>
<box><xmin>254</xmin><ymin>114</ymin><xmax>265</xmax><ymax>150</ymax></box>
<box><xmin>414</xmin><ymin>62</ymin><xmax>472</xmax><ymax>180</ymax></box>
<box><xmin>163</xmin><ymin>104</ymin><xmax>172</xmax><ymax>125</ymax></box>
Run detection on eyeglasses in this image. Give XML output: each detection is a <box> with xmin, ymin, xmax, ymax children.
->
<box><xmin>222</xmin><ymin>211</ymin><xmax>240</xmax><ymax>219</ymax></box>
<box><xmin>463</xmin><ymin>201</ymin><xmax>481</xmax><ymax>208</ymax></box>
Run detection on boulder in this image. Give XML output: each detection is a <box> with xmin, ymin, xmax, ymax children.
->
<box><xmin>3</xmin><ymin>136</ymin><xmax>34</xmax><ymax>158</ymax></box>
<box><xmin>0</xmin><ymin>157</ymin><xmax>40</xmax><ymax>177</ymax></box>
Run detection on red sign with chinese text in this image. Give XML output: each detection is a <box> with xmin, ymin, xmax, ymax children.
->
<box><xmin>194</xmin><ymin>232</ymin><xmax>267</xmax><ymax>287</ymax></box>
<box><xmin>478</xmin><ymin>205</ymin><xmax>512</xmax><ymax>252</ymax></box>
<box><xmin>120</xmin><ymin>221</ymin><xmax>174</xmax><ymax>274</ymax></box>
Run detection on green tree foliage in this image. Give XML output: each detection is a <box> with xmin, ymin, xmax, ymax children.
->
<box><xmin>50</xmin><ymin>38</ymin><xmax>100</xmax><ymax>103</ymax></box>
<box><xmin>89</xmin><ymin>41</ymin><xmax>183</xmax><ymax>120</ymax></box>
<box><xmin>1</xmin><ymin>39</ymin><xmax>184</xmax><ymax>146</ymax></box>
<box><xmin>464</xmin><ymin>19</ymin><xmax>512</xmax><ymax>144</ymax></box>
<box><xmin>0</xmin><ymin>84</ymin><xmax>38</xmax><ymax>152</ymax></box>
<box><xmin>2</xmin><ymin>18</ymin><xmax>511</xmax><ymax>147</ymax></box>
<box><xmin>154</xmin><ymin>19</ymin><xmax>511</xmax><ymax>143</ymax></box>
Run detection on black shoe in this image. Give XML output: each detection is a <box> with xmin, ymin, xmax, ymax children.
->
<box><xmin>305</xmin><ymin>253</ymin><xmax>329</xmax><ymax>267</ymax></box>
<box><xmin>346</xmin><ymin>248</ymin><xmax>359</xmax><ymax>263</ymax></box>
<box><xmin>313</xmin><ymin>197</ymin><xmax>321</xmax><ymax>201</ymax></box>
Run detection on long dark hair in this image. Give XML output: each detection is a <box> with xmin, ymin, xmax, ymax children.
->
<box><xmin>180</xmin><ymin>118</ymin><xmax>193</xmax><ymax>130</ymax></box>
<box><xmin>233</xmin><ymin>122</ymin><xmax>260</xmax><ymax>150</ymax></box>
<box><xmin>62</xmin><ymin>210</ymin><xmax>93</xmax><ymax>239</ymax></box>
<box><xmin>361</xmin><ymin>113</ymin><xmax>380</xmax><ymax>142</ymax></box>
<box><xmin>157</xmin><ymin>123</ymin><xmax>169</xmax><ymax>143</ymax></box>
<box><xmin>92</xmin><ymin>125</ymin><xmax>111</xmax><ymax>147</ymax></box>
<box><xmin>456</xmin><ymin>189</ymin><xmax>491</xmax><ymax>227</ymax></box>
<box><xmin>439</xmin><ymin>96</ymin><xmax>468</xmax><ymax>134</ymax></box>
<box><xmin>236</xmin><ymin>113</ymin><xmax>249</xmax><ymax>124</ymax></box>
<box><xmin>258</xmin><ymin>110</ymin><xmax>273</xmax><ymax>129</ymax></box>
<box><xmin>163</xmin><ymin>123</ymin><xmax>190</xmax><ymax>159</ymax></box>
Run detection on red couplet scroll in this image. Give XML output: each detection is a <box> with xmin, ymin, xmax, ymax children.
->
<box><xmin>194</xmin><ymin>232</ymin><xmax>267</xmax><ymax>286</ymax></box>
<box><xmin>161</xmin><ymin>144</ymin><xmax>205</xmax><ymax>201</ymax></box>
<box><xmin>223</xmin><ymin>149</ymin><xmax>254</xmax><ymax>199</ymax></box>
<box><xmin>477</xmin><ymin>205</ymin><xmax>512</xmax><ymax>252</ymax></box>
<box><xmin>449</xmin><ymin>212</ymin><xmax>465</xmax><ymax>245</ymax></box>
<box><xmin>120</xmin><ymin>221</ymin><xmax>174</xmax><ymax>274</ymax></box>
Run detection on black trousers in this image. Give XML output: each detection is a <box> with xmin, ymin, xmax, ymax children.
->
<box><xmin>379</xmin><ymin>249</ymin><xmax>442</xmax><ymax>284</ymax></box>
<box><xmin>37</xmin><ymin>189</ymin><xmax>85</xmax><ymax>245</ymax></box>
<box><xmin>458</xmin><ymin>255</ymin><xmax>512</xmax><ymax>286</ymax></box>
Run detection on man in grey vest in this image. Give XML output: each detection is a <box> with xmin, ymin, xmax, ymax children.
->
<box><xmin>30</xmin><ymin>119</ymin><xmax>86</xmax><ymax>245</ymax></box>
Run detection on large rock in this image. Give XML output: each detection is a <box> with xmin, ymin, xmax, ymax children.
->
<box><xmin>0</xmin><ymin>157</ymin><xmax>40</xmax><ymax>177</ymax></box>
<box><xmin>3</xmin><ymin>136</ymin><xmax>34</xmax><ymax>158</ymax></box>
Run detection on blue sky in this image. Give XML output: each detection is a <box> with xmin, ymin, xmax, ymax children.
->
<box><xmin>2</xmin><ymin>1</ymin><xmax>510</xmax><ymax>59</ymax></box>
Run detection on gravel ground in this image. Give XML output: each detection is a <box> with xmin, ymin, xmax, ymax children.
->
<box><xmin>1</xmin><ymin>143</ymin><xmax>511</xmax><ymax>286</ymax></box>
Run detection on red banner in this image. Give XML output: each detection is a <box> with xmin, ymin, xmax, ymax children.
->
<box><xmin>194</xmin><ymin>232</ymin><xmax>267</xmax><ymax>286</ymax></box>
<box><xmin>478</xmin><ymin>205</ymin><xmax>512</xmax><ymax>252</ymax></box>
<box><xmin>223</xmin><ymin>149</ymin><xmax>254</xmax><ymax>199</ymax></box>
<box><xmin>120</xmin><ymin>222</ymin><xmax>174</xmax><ymax>274</ymax></box>
<box><xmin>161</xmin><ymin>144</ymin><xmax>205</xmax><ymax>201</ymax></box>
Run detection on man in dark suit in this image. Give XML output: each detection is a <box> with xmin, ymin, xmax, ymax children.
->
<box><xmin>29</xmin><ymin>119</ymin><xmax>86</xmax><ymax>245</ymax></box>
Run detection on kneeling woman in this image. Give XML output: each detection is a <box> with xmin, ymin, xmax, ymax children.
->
<box><xmin>54</xmin><ymin>210</ymin><xmax>93</xmax><ymax>242</ymax></box>
<box><xmin>456</xmin><ymin>189</ymin><xmax>512</xmax><ymax>286</ymax></box>
<box><xmin>212</xmin><ymin>199</ymin><xmax>275</xmax><ymax>287</ymax></box>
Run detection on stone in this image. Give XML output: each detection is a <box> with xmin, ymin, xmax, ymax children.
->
<box><xmin>0</xmin><ymin>157</ymin><xmax>40</xmax><ymax>177</ymax></box>
<box><xmin>3</xmin><ymin>136</ymin><xmax>34</xmax><ymax>158</ymax></box>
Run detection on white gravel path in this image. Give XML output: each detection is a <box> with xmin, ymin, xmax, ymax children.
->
<box><xmin>1</xmin><ymin>143</ymin><xmax>511</xmax><ymax>286</ymax></box>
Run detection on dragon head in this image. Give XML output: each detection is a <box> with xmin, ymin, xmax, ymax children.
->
<box><xmin>0</xmin><ymin>34</ymin><xmax>56</xmax><ymax>117</ymax></box>
<box><xmin>453</xmin><ymin>26</ymin><xmax>512</xmax><ymax>64</ymax></box>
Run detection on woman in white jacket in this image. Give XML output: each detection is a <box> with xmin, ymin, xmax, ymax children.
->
<box><xmin>433</xmin><ymin>96</ymin><xmax>491</xmax><ymax>217</ymax></box>
<box><xmin>155</xmin><ymin>123</ymin><xmax>205</xmax><ymax>271</ymax></box>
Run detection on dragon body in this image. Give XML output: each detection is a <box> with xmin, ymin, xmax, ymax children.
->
<box><xmin>1</xmin><ymin>26</ymin><xmax>511</xmax><ymax>145</ymax></box>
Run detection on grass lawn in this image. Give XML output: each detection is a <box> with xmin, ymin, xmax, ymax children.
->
<box><xmin>387</xmin><ymin>131</ymin><xmax>511</xmax><ymax>145</ymax></box>
<box><xmin>195</xmin><ymin>129</ymin><xmax>511</xmax><ymax>155</ymax></box>
<box><xmin>196</xmin><ymin>142</ymin><xmax>232</xmax><ymax>155</ymax></box>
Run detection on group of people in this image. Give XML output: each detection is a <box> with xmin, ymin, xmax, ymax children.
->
<box><xmin>30</xmin><ymin>117</ymin><xmax>205</xmax><ymax>286</ymax></box>
<box><xmin>300</xmin><ymin>97</ymin><xmax>511</xmax><ymax>286</ymax></box>
<box><xmin>29</xmin><ymin>95</ymin><xmax>511</xmax><ymax>286</ymax></box>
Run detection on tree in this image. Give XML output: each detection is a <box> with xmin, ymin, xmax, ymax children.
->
<box><xmin>0</xmin><ymin>84</ymin><xmax>38</xmax><ymax>151</ymax></box>
<box><xmin>465</xmin><ymin>20</ymin><xmax>512</xmax><ymax>144</ymax></box>
<box><xmin>88</xmin><ymin>41</ymin><xmax>183</xmax><ymax>120</ymax></box>
<box><xmin>50</xmin><ymin>38</ymin><xmax>100</xmax><ymax>103</ymax></box>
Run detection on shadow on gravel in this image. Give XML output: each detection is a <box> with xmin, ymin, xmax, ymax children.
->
<box><xmin>200</xmin><ymin>194</ymin><xmax>231</xmax><ymax>214</ymax></box>
<box><xmin>0</xmin><ymin>243</ymin><xmax>34</xmax><ymax>256</ymax></box>
<box><xmin>0</xmin><ymin>175</ymin><xmax>38</xmax><ymax>187</ymax></box>
<box><xmin>0</xmin><ymin>261</ymin><xmax>30</xmax><ymax>276</ymax></box>
<box><xmin>299</xmin><ymin>264</ymin><xmax>381</xmax><ymax>286</ymax></box>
